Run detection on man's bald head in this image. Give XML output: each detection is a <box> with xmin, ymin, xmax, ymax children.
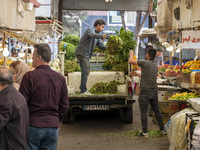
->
<box><xmin>0</xmin><ymin>67</ymin><xmax>13</xmax><ymax>86</ymax></box>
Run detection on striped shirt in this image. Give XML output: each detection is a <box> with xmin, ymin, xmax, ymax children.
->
<box><xmin>19</xmin><ymin>65</ymin><xmax>69</xmax><ymax>128</ymax></box>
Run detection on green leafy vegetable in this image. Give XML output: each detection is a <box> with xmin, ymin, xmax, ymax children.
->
<box><xmin>65</xmin><ymin>43</ymin><xmax>76</xmax><ymax>60</ymax></box>
<box><xmin>62</xmin><ymin>34</ymin><xmax>80</xmax><ymax>46</ymax></box>
<box><xmin>89</xmin><ymin>80</ymin><xmax>119</xmax><ymax>94</ymax></box>
<box><xmin>64</xmin><ymin>60</ymin><xmax>80</xmax><ymax>73</ymax></box>
<box><xmin>106</xmin><ymin>35</ymin><xmax>123</xmax><ymax>55</ymax></box>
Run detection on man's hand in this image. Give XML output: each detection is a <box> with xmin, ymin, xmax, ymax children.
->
<box><xmin>102</xmin><ymin>33</ymin><xmax>110</xmax><ymax>39</ymax></box>
<box><xmin>129</xmin><ymin>50</ymin><xmax>134</xmax><ymax>57</ymax></box>
<box><xmin>130</xmin><ymin>71</ymin><xmax>138</xmax><ymax>76</ymax></box>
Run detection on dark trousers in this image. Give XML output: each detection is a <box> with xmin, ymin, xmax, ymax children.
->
<box><xmin>138</xmin><ymin>88</ymin><xmax>164</xmax><ymax>133</ymax></box>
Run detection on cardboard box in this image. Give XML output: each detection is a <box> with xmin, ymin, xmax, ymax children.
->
<box><xmin>158</xmin><ymin>101</ymin><xmax>180</xmax><ymax>114</ymax></box>
<box><xmin>158</xmin><ymin>91</ymin><xmax>181</xmax><ymax>101</ymax></box>
<box><xmin>182</xmin><ymin>74</ymin><xmax>191</xmax><ymax>84</ymax></box>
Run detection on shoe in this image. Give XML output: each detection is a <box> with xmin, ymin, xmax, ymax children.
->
<box><xmin>81</xmin><ymin>91</ymin><xmax>91</xmax><ymax>95</ymax></box>
<box><xmin>139</xmin><ymin>132</ymin><xmax>149</xmax><ymax>138</ymax></box>
<box><xmin>161</xmin><ymin>130</ymin><xmax>167</xmax><ymax>135</ymax></box>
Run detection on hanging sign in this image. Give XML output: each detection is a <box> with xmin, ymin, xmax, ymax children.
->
<box><xmin>182</xmin><ymin>31</ymin><xmax>200</xmax><ymax>49</ymax></box>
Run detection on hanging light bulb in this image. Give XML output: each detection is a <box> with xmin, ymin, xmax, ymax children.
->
<box><xmin>3</xmin><ymin>49</ymin><xmax>9</xmax><ymax>57</ymax></box>
<box><xmin>18</xmin><ymin>48</ymin><xmax>25</xmax><ymax>57</ymax></box>
<box><xmin>44</xmin><ymin>37</ymin><xmax>49</xmax><ymax>43</ymax></box>
<box><xmin>15</xmin><ymin>43</ymin><xmax>20</xmax><ymax>49</ymax></box>
<box><xmin>166</xmin><ymin>46</ymin><xmax>173</xmax><ymax>51</ymax></box>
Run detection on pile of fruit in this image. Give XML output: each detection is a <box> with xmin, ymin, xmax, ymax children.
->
<box><xmin>170</xmin><ymin>92</ymin><xmax>200</xmax><ymax>100</ymax></box>
<box><xmin>182</xmin><ymin>69</ymin><xmax>191</xmax><ymax>74</ymax></box>
<box><xmin>164</xmin><ymin>69</ymin><xmax>181</xmax><ymax>77</ymax></box>
<box><xmin>184</xmin><ymin>60</ymin><xmax>200</xmax><ymax>70</ymax></box>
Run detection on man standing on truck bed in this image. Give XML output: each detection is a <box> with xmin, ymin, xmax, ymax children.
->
<box><xmin>128</xmin><ymin>47</ymin><xmax>166</xmax><ymax>137</ymax></box>
<box><xmin>75</xmin><ymin>19</ymin><xmax>109</xmax><ymax>94</ymax></box>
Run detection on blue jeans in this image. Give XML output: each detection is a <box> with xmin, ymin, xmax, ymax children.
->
<box><xmin>27</xmin><ymin>126</ymin><xmax>58</xmax><ymax>150</ymax></box>
<box><xmin>76</xmin><ymin>56</ymin><xmax>90</xmax><ymax>93</ymax></box>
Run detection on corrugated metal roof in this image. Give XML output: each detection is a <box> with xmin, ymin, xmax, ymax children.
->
<box><xmin>62</xmin><ymin>0</ymin><xmax>151</xmax><ymax>11</ymax></box>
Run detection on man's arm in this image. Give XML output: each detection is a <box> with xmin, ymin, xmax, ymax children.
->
<box><xmin>0</xmin><ymin>106</ymin><xmax>11</xmax><ymax>130</ymax></box>
<box><xmin>128</xmin><ymin>50</ymin><xmax>138</xmax><ymax>65</ymax></box>
<box><xmin>96</xmin><ymin>39</ymin><xmax>107</xmax><ymax>50</ymax></box>
<box><xmin>58</xmin><ymin>78</ymin><xmax>69</xmax><ymax>122</ymax></box>
<box><xmin>87</xmin><ymin>28</ymin><xmax>105</xmax><ymax>39</ymax></box>
<box><xmin>19</xmin><ymin>73</ymin><xmax>31</xmax><ymax>101</ymax></box>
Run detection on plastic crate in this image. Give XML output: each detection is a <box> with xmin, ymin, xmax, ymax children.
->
<box><xmin>185</xmin><ymin>113</ymin><xmax>200</xmax><ymax>150</ymax></box>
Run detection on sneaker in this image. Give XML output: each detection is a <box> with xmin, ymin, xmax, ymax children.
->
<box><xmin>81</xmin><ymin>91</ymin><xmax>91</xmax><ymax>95</ymax></box>
<box><xmin>161</xmin><ymin>130</ymin><xmax>167</xmax><ymax>135</ymax></box>
<box><xmin>139</xmin><ymin>132</ymin><xmax>149</xmax><ymax>138</ymax></box>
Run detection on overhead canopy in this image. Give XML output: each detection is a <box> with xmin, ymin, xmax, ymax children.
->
<box><xmin>62</xmin><ymin>0</ymin><xmax>151</xmax><ymax>11</ymax></box>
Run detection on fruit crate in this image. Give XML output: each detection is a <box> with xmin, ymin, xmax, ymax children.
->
<box><xmin>185</xmin><ymin>113</ymin><xmax>200</xmax><ymax>150</ymax></box>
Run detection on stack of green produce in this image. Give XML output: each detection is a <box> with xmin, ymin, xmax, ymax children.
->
<box><xmin>62</xmin><ymin>34</ymin><xmax>80</xmax><ymax>46</ymax></box>
<box><xmin>64</xmin><ymin>60</ymin><xmax>80</xmax><ymax>73</ymax></box>
<box><xmin>58</xmin><ymin>34</ymin><xmax>80</xmax><ymax>60</ymax></box>
<box><xmin>58</xmin><ymin>34</ymin><xmax>80</xmax><ymax>73</ymax></box>
<box><xmin>89</xmin><ymin>80</ymin><xmax>119</xmax><ymax>94</ymax></box>
<box><xmin>102</xmin><ymin>27</ymin><xmax>137</xmax><ymax>74</ymax></box>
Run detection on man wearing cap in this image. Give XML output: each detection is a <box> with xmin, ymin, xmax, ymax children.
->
<box><xmin>154</xmin><ymin>48</ymin><xmax>164</xmax><ymax>66</ymax></box>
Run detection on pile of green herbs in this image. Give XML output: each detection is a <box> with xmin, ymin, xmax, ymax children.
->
<box><xmin>58</xmin><ymin>34</ymin><xmax>80</xmax><ymax>73</ymax></box>
<box><xmin>89</xmin><ymin>80</ymin><xmax>119</xmax><ymax>94</ymax></box>
<box><xmin>102</xmin><ymin>27</ymin><xmax>137</xmax><ymax>74</ymax></box>
<box><xmin>64</xmin><ymin>60</ymin><xmax>80</xmax><ymax>73</ymax></box>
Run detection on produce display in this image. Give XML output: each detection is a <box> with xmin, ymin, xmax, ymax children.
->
<box><xmin>89</xmin><ymin>80</ymin><xmax>119</xmax><ymax>94</ymax></box>
<box><xmin>0</xmin><ymin>59</ymin><xmax>14</xmax><ymax>65</ymax></box>
<box><xmin>184</xmin><ymin>60</ymin><xmax>200</xmax><ymax>70</ymax></box>
<box><xmin>182</xmin><ymin>69</ymin><xmax>191</xmax><ymax>74</ymax></box>
<box><xmin>170</xmin><ymin>92</ymin><xmax>200</xmax><ymax>100</ymax></box>
<box><xmin>164</xmin><ymin>69</ymin><xmax>182</xmax><ymax>77</ymax></box>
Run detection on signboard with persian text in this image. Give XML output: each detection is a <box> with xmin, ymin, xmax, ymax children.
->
<box><xmin>182</xmin><ymin>31</ymin><xmax>200</xmax><ymax>49</ymax></box>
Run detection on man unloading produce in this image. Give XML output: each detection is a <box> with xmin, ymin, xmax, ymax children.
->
<box><xmin>128</xmin><ymin>47</ymin><xmax>166</xmax><ymax>137</ymax></box>
<box><xmin>75</xmin><ymin>19</ymin><xmax>109</xmax><ymax>94</ymax></box>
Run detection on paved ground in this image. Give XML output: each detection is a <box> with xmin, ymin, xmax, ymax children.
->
<box><xmin>57</xmin><ymin>96</ymin><xmax>170</xmax><ymax>150</ymax></box>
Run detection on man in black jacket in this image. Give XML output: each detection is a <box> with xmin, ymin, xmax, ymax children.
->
<box><xmin>0</xmin><ymin>67</ymin><xmax>29</xmax><ymax>150</ymax></box>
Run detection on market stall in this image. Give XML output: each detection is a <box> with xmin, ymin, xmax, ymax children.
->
<box><xmin>152</xmin><ymin>0</ymin><xmax>200</xmax><ymax>149</ymax></box>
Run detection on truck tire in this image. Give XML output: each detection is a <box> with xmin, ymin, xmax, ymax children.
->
<box><xmin>62</xmin><ymin>111</ymin><xmax>70</xmax><ymax>123</ymax></box>
<box><xmin>123</xmin><ymin>106</ymin><xmax>133</xmax><ymax>123</ymax></box>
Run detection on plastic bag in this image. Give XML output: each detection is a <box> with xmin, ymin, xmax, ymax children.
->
<box><xmin>191</xmin><ymin>119</ymin><xmax>200</xmax><ymax>150</ymax></box>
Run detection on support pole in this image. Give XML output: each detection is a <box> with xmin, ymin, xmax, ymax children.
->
<box><xmin>180</xmin><ymin>49</ymin><xmax>182</xmax><ymax>73</ymax></box>
<box><xmin>59</xmin><ymin>52</ymin><xmax>66</xmax><ymax>76</ymax></box>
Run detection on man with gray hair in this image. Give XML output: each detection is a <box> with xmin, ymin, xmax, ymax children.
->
<box><xmin>0</xmin><ymin>67</ymin><xmax>29</xmax><ymax>150</ymax></box>
<box><xmin>20</xmin><ymin>43</ymin><xmax>69</xmax><ymax>150</ymax></box>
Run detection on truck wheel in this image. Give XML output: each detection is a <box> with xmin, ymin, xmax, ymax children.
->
<box><xmin>123</xmin><ymin>106</ymin><xmax>133</xmax><ymax>123</ymax></box>
<box><xmin>62</xmin><ymin>111</ymin><xmax>70</xmax><ymax>123</ymax></box>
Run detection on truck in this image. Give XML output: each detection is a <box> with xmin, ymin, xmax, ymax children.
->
<box><xmin>61</xmin><ymin>53</ymin><xmax>135</xmax><ymax>124</ymax></box>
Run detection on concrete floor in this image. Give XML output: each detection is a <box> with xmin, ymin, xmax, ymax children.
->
<box><xmin>57</xmin><ymin>96</ymin><xmax>170</xmax><ymax>150</ymax></box>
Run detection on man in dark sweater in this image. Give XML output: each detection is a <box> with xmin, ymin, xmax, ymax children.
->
<box><xmin>75</xmin><ymin>19</ymin><xmax>108</xmax><ymax>94</ymax></box>
<box><xmin>129</xmin><ymin>47</ymin><xmax>166</xmax><ymax>137</ymax></box>
<box><xmin>20</xmin><ymin>43</ymin><xmax>69</xmax><ymax>150</ymax></box>
<box><xmin>0</xmin><ymin>67</ymin><xmax>29</xmax><ymax>150</ymax></box>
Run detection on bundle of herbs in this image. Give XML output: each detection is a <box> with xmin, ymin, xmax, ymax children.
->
<box><xmin>62</xmin><ymin>34</ymin><xmax>80</xmax><ymax>46</ymax></box>
<box><xmin>106</xmin><ymin>35</ymin><xmax>123</xmax><ymax>55</ymax></box>
<box><xmin>64</xmin><ymin>60</ymin><xmax>80</xmax><ymax>73</ymax></box>
<box><xmin>89</xmin><ymin>80</ymin><xmax>119</xmax><ymax>94</ymax></box>
<box><xmin>102</xmin><ymin>27</ymin><xmax>136</xmax><ymax>74</ymax></box>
